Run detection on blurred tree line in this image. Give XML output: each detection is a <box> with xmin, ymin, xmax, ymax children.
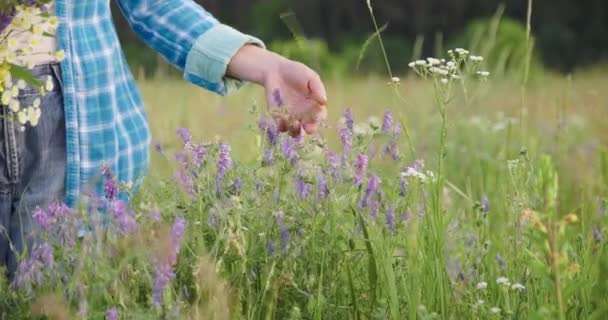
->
<box><xmin>112</xmin><ymin>0</ymin><xmax>607</xmax><ymax>77</ymax></box>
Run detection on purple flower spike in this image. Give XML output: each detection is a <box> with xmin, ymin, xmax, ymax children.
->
<box><xmin>281</xmin><ymin>138</ymin><xmax>299</xmax><ymax>166</ymax></box>
<box><xmin>216</xmin><ymin>143</ymin><xmax>232</xmax><ymax>179</ymax></box>
<box><xmin>354</xmin><ymin>154</ymin><xmax>368</xmax><ymax>187</ymax></box>
<box><xmin>482</xmin><ymin>195</ymin><xmax>490</xmax><ymax>214</ymax></box>
<box><xmin>104</xmin><ymin>177</ymin><xmax>118</xmax><ymax>201</ymax></box>
<box><xmin>339</xmin><ymin>126</ymin><xmax>352</xmax><ymax>158</ymax></box>
<box><xmin>106</xmin><ymin>307</ymin><xmax>119</xmax><ymax>320</ymax></box>
<box><xmin>359</xmin><ymin>174</ymin><xmax>380</xmax><ymax>209</ymax></box>
<box><xmin>400</xmin><ymin>176</ymin><xmax>407</xmax><ymax>197</ymax></box>
<box><xmin>344</xmin><ymin>108</ymin><xmax>354</xmax><ymax>131</ymax></box>
<box><xmin>33</xmin><ymin>207</ymin><xmax>52</xmax><ymax>231</ymax></box>
<box><xmin>111</xmin><ymin>200</ymin><xmax>138</xmax><ymax>234</ymax></box>
<box><xmin>317</xmin><ymin>174</ymin><xmax>329</xmax><ymax>200</ymax></box>
<box><xmin>152</xmin><ymin>217</ymin><xmax>186</xmax><ymax>307</ymax></box>
<box><xmin>296</xmin><ymin>176</ymin><xmax>313</xmax><ymax>200</ymax></box>
<box><xmin>382</xmin><ymin>111</ymin><xmax>394</xmax><ymax>133</ymax></box>
<box><xmin>190</xmin><ymin>144</ymin><xmax>207</xmax><ymax>168</ymax></box>
<box><xmin>177</xmin><ymin>128</ymin><xmax>191</xmax><ymax>144</ymax></box>
<box><xmin>370</xmin><ymin>201</ymin><xmax>379</xmax><ymax>221</ymax></box>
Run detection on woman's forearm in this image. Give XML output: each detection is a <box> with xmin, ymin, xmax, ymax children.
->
<box><xmin>226</xmin><ymin>44</ymin><xmax>286</xmax><ymax>85</ymax></box>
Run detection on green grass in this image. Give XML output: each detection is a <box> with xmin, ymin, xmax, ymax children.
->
<box><xmin>2</xmin><ymin>68</ymin><xmax>607</xmax><ymax>319</ymax></box>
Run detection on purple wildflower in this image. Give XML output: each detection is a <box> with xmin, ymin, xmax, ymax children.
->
<box><xmin>327</xmin><ymin>151</ymin><xmax>340</xmax><ymax>178</ymax></box>
<box><xmin>263</xmin><ymin>149</ymin><xmax>274</xmax><ymax>166</ymax></box>
<box><xmin>394</xmin><ymin>123</ymin><xmax>402</xmax><ymax>136</ymax></box>
<box><xmin>386</xmin><ymin>205</ymin><xmax>396</xmax><ymax>232</ymax></box>
<box><xmin>370</xmin><ymin>201</ymin><xmax>379</xmax><ymax>221</ymax></box>
<box><xmin>384</xmin><ymin>140</ymin><xmax>399</xmax><ymax>160</ymax></box>
<box><xmin>149</xmin><ymin>210</ymin><xmax>162</xmax><ymax>221</ymax></box>
<box><xmin>190</xmin><ymin>144</ymin><xmax>207</xmax><ymax>168</ymax></box>
<box><xmin>339</xmin><ymin>126</ymin><xmax>352</xmax><ymax>158</ymax></box>
<box><xmin>272</xmin><ymin>88</ymin><xmax>284</xmax><ymax>107</ymax></box>
<box><xmin>281</xmin><ymin>138</ymin><xmax>299</xmax><ymax>166</ymax></box>
<box><xmin>47</xmin><ymin>200</ymin><xmax>71</xmax><ymax>219</ymax></box>
<box><xmin>295</xmin><ymin>176</ymin><xmax>313</xmax><ymax>200</ymax></box>
<box><xmin>600</xmin><ymin>197</ymin><xmax>606</xmax><ymax>216</ymax></box>
<box><xmin>176</xmin><ymin>168</ymin><xmax>195</xmax><ymax>195</ymax></box>
<box><xmin>0</xmin><ymin>11</ymin><xmax>15</xmax><ymax>33</ymax></box>
<box><xmin>382</xmin><ymin>111</ymin><xmax>394</xmax><ymax>133</ymax></box>
<box><xmin>110</xmin><ymin>200</ymin><xmax>138</xmax><ymax>234</ymax></box>
<box><xmin>316</xmin><ymin>174</ymin><xmax>329</xmax><ymax>200</ymax></box>
<box><xmin>152</xmin><ymin>217</ymin><xmax>186</xmax><ymax>307</ymax></box>
<box><xmin>594</xmin><ymin>227</ymin><xmax>602</xmax><ymax>244</ymax></box>
<box><xmin>354</xmin><ymin>154</ymin><xmax>368</xmax><ymax>187</ymax></box>
<box><xmin>344</xmin><ymin>108</ymin><xmax>354</xmax><ymax>131</ymax></box>
<box><xmin>106</xmin><ymin>307</ymin><xmax>119</xmax><ymax>320</ymax></box>
<box><xmin>177</xmin><ymin>128</ymin><xmax>191</xmax><ymax>144</ymax></box>
<box><xmin>482</xmin><ymin>195</ymin><xmax>490</xmax><ymax>215</ymax></box>
<box><xmin>400</xmin><ymin>176</ymin><xmax>407</xmax><ymax>197</ymax></box>
<box><xmin>174</xmin><ymin>152</ymin><xmax>188</xmax><ymax>166</ymax></box>
<box><xmin>259</xmin><ymin>117</ymin><xmax>279</xmax><ymax>146</ymax></box>
<box><xmin>359</xmin><ymin>174</ymin><xmax>380</xmax><ymax>209</ymax></box>
<box><xmin>216</xmin><ymin>143</ymin><xmax>232</xmax><ymax>179</ymax></box>
<box><xmin>104</xmin><ymin>177</ymin><xmax>118</xmax><ymax>201</ymax></box>
<box><xmin>32</xmin><ymin>207</ymin><xmax>52</xmax><ymax>231</ymax></box>
<box><xmin>13</xmin><ymin>242</ymin><xmax>54</xmax><ymax>289</ymax></box>
<box><xmin>231</xmin><ymin>178</ymin><xmax>243</xmax><ymax>194</ymax></box>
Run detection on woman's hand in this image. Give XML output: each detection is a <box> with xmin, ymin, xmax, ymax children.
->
<box><xmin>227</xmin><ymin>45</ymin><xmax>327</xmax><ymax>136</ymax></box>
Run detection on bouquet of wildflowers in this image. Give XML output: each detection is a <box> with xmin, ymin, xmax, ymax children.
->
<box><xmin>0</xmin><ymin>0</ymin><xmax>64</xmax><ymax>128</ymax></box>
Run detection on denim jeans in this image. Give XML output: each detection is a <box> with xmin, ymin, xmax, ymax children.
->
<box><xmin>0</xmin><ymin>63</ymin><xmax>66</xmax><ymax>278</ymax></box>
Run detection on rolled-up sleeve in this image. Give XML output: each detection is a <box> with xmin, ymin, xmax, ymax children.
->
<box><xmin>116</xmin><ymin>0</ymin><xmax>264</xmax><ymax>96</ymax></box>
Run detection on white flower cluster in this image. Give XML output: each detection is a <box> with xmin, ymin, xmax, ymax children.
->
<box><xmin>1</xmin><ymin>5</ymin><xmax>64</xmax><ymax>128</ymax></box>
<box><xmin>408</xmin><ymin>48</ymin><xmax>490</xmax><ymax>85</ymax></box>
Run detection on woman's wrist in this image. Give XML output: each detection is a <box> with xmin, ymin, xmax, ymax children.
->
<box><xmin>226</xmin><ymin>44</ymin><xmax>285</xmax><ymax>86</ymax></box>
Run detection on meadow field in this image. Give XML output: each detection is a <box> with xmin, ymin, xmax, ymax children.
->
<box><xmin>2</xmin><ymin>55</ymin><xmax>608</xmax><ymax>319</ymax></box>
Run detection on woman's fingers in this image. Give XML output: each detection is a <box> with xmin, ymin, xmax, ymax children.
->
<box><xmin>288</xmin><ymin>119</ymin><xmax>303</xmax><ymax>137</ymax></box>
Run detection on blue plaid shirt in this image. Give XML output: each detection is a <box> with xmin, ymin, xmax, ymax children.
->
<box><xmin>54</xmin><ymin>0</ymin><xmax>263</xmax><ymax>206</ymax></box>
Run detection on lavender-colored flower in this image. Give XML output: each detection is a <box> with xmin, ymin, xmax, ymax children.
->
<box><xmin>231</xmin><ymin>178</ymin><xmax>243</xmax><ymax>194</ymax></box>
<box><xmin>110</xmin><ymin>200</ymin><xmax>138</xmax><ymax>234</ymax></box>
<box><xmin>482</xmin><ymin>195</ymin><xmax>490</xmax><ymax>215</ymax></box>
<box><xmin>13</xmin><ymin>242</ymin><xmax>54</xmax><ymax>289</ymax></box>
<box><xmin>594</xmin><ymin>227</ymin><xmax>602</xmax><ymax>244</ymax></box>
<box><xmin>104</xmin><ymin>177</ymin><xmax>118</xmax><ymax>201</ymax></box>
<box><xmin>263</xmin><ymin>149</ymin><xmax>274</xmax><ymax>166</ymax></box>
<box><xmin>281</xmin><ymin>138</ymin><xmax>299</xmax><ymax>166</ymax></box>
<box><xmin>295</xmin><ymin>176</ymin><xmax>313</xmax><ymax>200</ymax></box>
<box><xmin>400</xmin><ymin>176</ymin><xmax>407</xmax><ymax>197</ymax></box>
<box><xmin>382</xmin><ymin>111</ymin><xmax>394</xmax><ymax>133</ymax></box>
<box><xmin>354</xmin><ymin>154</ymin><xmax>368</xmax><ymax>187</ymax></box>
<box><xmin>259</xmin><ymin>117</ymin><xmax>279</xmax><ymax>146</ymax></box>
<box><xmin>177</xmin><ymin>128</ymin><xmax>191</xmax><ymax>144</ymax></box>
<box><xmin>0</xmin><ymin>9</ymin><xmax>15</xmax><ymax>33</ymax></box>
<box><xmin>190</xmin><ymin>144</ymin><xmax>207</xmax><ymax>168</ymax></box>
<box><xmin>359</xmin><ymin>174</ymin><xmax>380</xmax><ymax>209</ymax></box>
<box><xmin>47</xmin><ymin>200</ymin><xmax>71</xmax><ymax>219</ymax></box>
<box><xmin>327</xmin><ymin>151</ymin><xmax>340</xmax><ymax>178</ymax></box>
<box><xmin>384</xmin><ymin>139</ymin><xmax>399</xmax><ymax>160</ymax></box>
<box><xmin>216</xmin><ymin>143</ymin><xmax>232</xmax><ymax>179</ymax></box>
<box><xmin>344</xmin><ymin>108</ymin><xmax>354</xmax><ymax>131</ymax></box>
<box><xmin>370</xmin><ymin>201</ymin><xmax>379</xmax><ymax>221</ymax></box>
<box><xmin>339</xmin><ymin>126</ymin><xmax>352</xmax><ymax>158</ymax></box>
<box><xmin>106</xmin><ymin>307</ymin><xmax>119</xmax><ymax>320</ymax></box>
<box><xmin>316</xmin><ymin>174</ymin><xmax>329</xmax><ymax>200</ymax></box>
<box><xmin>393</xmin><ymin>123</ymin><xmax>402</xmax><ymax>136</ymax></box>
<box><xmin>600</xmin><ymin>197</ymin><xmax>606</xmax><ymax>216</ymax></box>
<box><xmin>174</xmin><ymin>152</ymin><xmax>188</xmax><ymax>166</ymax></box>
<box><xmin>152</xmin><ymin>217</ymin><xmax>186</xmax><ymax>307</ymax></box>
<box><xmin>32</xmin><ymin>207</ymin><xmax>52</xmax><ymax>231</ymax></box>
<box><xmin>272</xmin><ymin>88</ymin><xmax>284</xmax><ymax>107</ymax></box>
<box><xmin>176</xmin><ymin>168</ymin><xmax>194</xmax><ymax>195</ymax></box>
<box><xmin>386</xmin><ymin>205</ymin><xmax>396</xmax><ymax>232</ymax></box>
